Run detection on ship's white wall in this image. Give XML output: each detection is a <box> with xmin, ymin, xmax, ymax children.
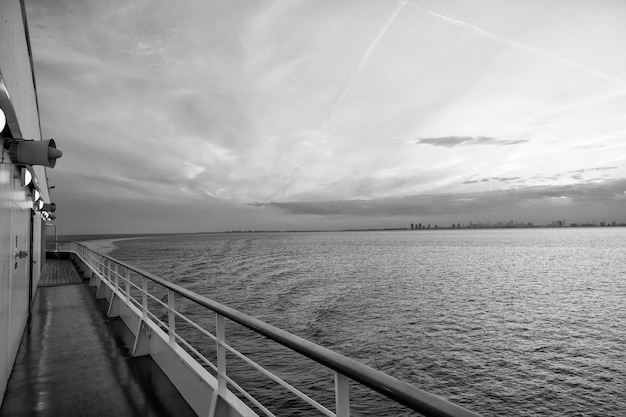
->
<box><xmin>0</xmin><ymin>0</ymin><xmax>46</xmax><ymax>404</ymax></box>
<box><xmin>32</xmin><ymin>217</ymin><xmax>43</xmax><ymax>294</ymax></box>
<box><xmin>0</xmin><ymin>0</ymin><xmax>41</xmax><ymax>142</ymax></box>
<box><xmin>0</xmin><ymin>168</ymin><xmax>34</xmax><ymax>405</ymax></box>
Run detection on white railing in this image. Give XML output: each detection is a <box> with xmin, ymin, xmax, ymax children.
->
<box><xmin>56</xmin><ymin>241</ymin><xmax>479</xmax><ymax>417</ymax></box>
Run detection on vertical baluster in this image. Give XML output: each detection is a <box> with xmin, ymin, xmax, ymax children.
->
<box><xmin>114</xmin><ymin>263</ymin><xmax>119</xmax><ymax>290</ymax></box>
<box><xmin>125</xmin><ymin>269</ymin><xmax>131</xmax><ymax>302</ymax></box>
<box><xmin>141</xmin><ymin>276</ymin><xmax>148</xmax><ymax>321</ymax></box>
<box><xmin>216</xmin><ymin>313</ymin><xmax>226</xmax><ymax>395</ymax></box>
<box><xmin>168</xmin><ymin>289</ymin><xmax>176</xmax><ymax>346</ymax></box>
<box><xmin>335</xmin><ymin>372</ymin><xmax>350</xmax><ymax>417</ymax></box>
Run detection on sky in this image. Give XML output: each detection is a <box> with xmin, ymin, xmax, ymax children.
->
<box><xmin>25</xmin><ymin>0</ymin><xmax>626</xmax><ymax>234</ymax></box>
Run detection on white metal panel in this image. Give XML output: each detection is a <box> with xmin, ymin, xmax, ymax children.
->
<box><xmin>0</xmin><ymin>0</ymin><xmax>47</xmax><ymax>403</ymax></box>
<box><xmin>0</xmin><ymin>165</ymin><xmax>31</xmax><ymax>402</ymax></box>
<box><xmin>31</xmin><ymin>215</ymin><xmax>43</xmax><ymax>292</ymax></box>
<box><xmin>0</xmin><ymin>0</ymin><xmax>42</xmax><ymax>141</ymax></box>
<box><xmin>0</xmin><ymin>0</ymin><xmax>50</xmax><ymax>203</ymax></box>
<box><xmin>0</xmin><ymin>164</ymin><xmax>12</xmax><ymax>406</ymax></box>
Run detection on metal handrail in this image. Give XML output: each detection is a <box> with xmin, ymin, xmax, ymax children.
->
<box><xmin>55</xmin><ymin>241</ymin><xmax>479</xmax><ymax>417</ymax></box>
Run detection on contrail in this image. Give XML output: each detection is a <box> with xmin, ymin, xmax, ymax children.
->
<box><xmin>318</xmin><ymin>0</ymin><xmax>407</xmax><ymax>133</ymax></box>
<box><xmin>405</xmin><ymin>1</ymin><xmax>626</xmax><ymax>88</ymax></box>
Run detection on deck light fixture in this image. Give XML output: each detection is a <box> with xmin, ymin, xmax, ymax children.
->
<box><xmin>21</xmin><ymin>168</ymin><xmax>32</xmax><ymax>187</ymax></box>
<box><xmin>42</xmin><ymin>202</ymin><xmax>56</xmax><ymax>213</ymax></box>
<box><xmin>42</xmin><ymin>211</ymin><xmax>56</xmax><ymax>222</ymax></box>
<box><xmin>3</xmin><ymin>138</ymin><xmax>62</xmax><ymax>168</ymax></box>
<box><xmin>0</xmin><ymin>107</ymin><xmax>5</xmax><ymax>131</ymax></box>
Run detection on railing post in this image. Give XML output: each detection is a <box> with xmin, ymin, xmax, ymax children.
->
<box><xmin>125</xmin><ymin>269</ymin><xmax>130</xmax><ymax>302</ymax></box>
<box><xmin>335</xmin><ymin>372</ymin><xmax>350</xmax><ymax>417</ymax></box>
<box><xmin>141</xmin><ymin>276</ymin><xmax>148</xmax><ymax>321</ymax></box>
<box><xmin>114</xmin><ymin>263</ymin><xmax>119</xmax><ymax>290</ymax></box>
<box><xmin>168</xmin><ymin>289</ymin><xmax>175</xmax><ymax>346</ymax></box>
<box><xmin>216</xmin><ymin>313</ymin><xmax>226</xmax><ymax>395</ymax></box>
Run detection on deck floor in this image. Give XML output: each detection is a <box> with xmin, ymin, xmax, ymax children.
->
<box><xmin>38</xmin><ymin>259</ymin><xmax>83</xmax><ymax>286</ymax></box>
<box><xmin>0</xmin><ymin>259</ymin><xmax>196</xmax><ymax>417</ymax></box>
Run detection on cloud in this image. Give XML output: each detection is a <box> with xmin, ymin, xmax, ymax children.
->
<box><xmin>134</xmin><ymin>41</ymin><xmax>165</xmax><ymax>56</ymax></box>
<box><xmin>318</xmin><ymin>0</ymin><xmax>407</xmax><ymax>132</ymax></box>
<box><xmin>182</xmin><ymin>161</ymin><xmax>206</xmax><ymax>179</ymax></box>
<box><xmin>255</xmin><ymin>178</ymin><xmax>626</xmax><ymax>221</ymax></box>
<box><xmin>463</xmin><ymin>177</ymin><xmax>522</xmax><ymax>184</ymax></box>
<box><xmin>405</xmin><ymin>1</ymin><xmax>626</xmax><ymax>89</ymax></box>
<box><xmin>527</xmin><ymin>167</ymin><xmax>621</xmax><ymax>185</ymax></box>
<box><xmin>415</xmin><ymin>136</ymin><xmax>528</xmax><ymax>148</ymax></box>
<box><xmin>570</xmin><ymin>166</ymin><xmax>618</xmax><ymax>173</ymax></box>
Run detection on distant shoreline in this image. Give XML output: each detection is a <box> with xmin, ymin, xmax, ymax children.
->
<box><xmin>57</xmin><ymin>223</ymin><xmax>626</xmax><ymax>242</ymax></box>
<box><xmin>344</xmin><ymin>224</ymin><xmax>626</xmax><ymax>232</ymax></box>
<box><xmin>56</xmin><ymin>225</ymin><xmax>626</xmax><ymax>257</ymax></box>
<box><xmin>57</xmin><ymin>232</ymin><xmax>195</xmax><ymax>242</ymax></box>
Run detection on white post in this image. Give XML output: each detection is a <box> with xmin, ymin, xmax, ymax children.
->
<box><xmin>216</xmin><ymin>313</ymin><xmax>226</xmax><ymax>395</ymax></box>
<box><xmin>168</xmin><ymin>289</ymin><xmax>175</xmax><ymax>346</ymax></box>
<box><xmin>125</xmin><ymin>269</ymin><xmax>131</xmax><ymax>302</ymax></box>
<box><xmin>141</xmin><ymin>277</ymin><xmax>148</xmax><ymax>321</ymax></box>
<box><xmin>335</xmin><ymin>372</ymin><xmax>350</xmax><ymax>417</ymax></box>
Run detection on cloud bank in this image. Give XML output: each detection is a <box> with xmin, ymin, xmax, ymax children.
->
<box><xmin>415</xmin><ymin>136</ymin><xmax>528</xmax><ymax>148</ymax></box>
<box><xmin>256</xmin><ymin>179</ymin><xmax>626</xmax><ymax>223</ymax></box>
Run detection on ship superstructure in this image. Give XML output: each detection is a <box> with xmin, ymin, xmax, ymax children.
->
<box><xmin>0</xmin><ymin>0</ymin><xmax>56</xmax><ymax>402</ymax></box>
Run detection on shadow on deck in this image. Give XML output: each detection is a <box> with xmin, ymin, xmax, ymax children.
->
<box><xmin>0</xmin><ymin>257</ymin><xmax>196</xmax><ymax>417</ymax></box>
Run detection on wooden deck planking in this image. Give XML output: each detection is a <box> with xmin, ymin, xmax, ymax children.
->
<box><xmin>39</xmin><ymin>259</ymin><xmax>83</xmax><ymax>286</ymax></box>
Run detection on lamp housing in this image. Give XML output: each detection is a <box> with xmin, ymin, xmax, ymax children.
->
<box><xmin>42</xmin><ymin>202</ymin><xmax>56</xmax><ymax>213</ymax></box>
<box><xmin>4</xmin><ymin>138</ymin><xmax>62</xmax><ymax>168</ymax></box>
<box><xmin>21</xmin><ymin>168</ymin><xmax>32</xmax><ymax>187</ymax></box>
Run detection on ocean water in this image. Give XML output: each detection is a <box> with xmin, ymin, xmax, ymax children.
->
<box><xmin>104</xmin><ymin>228</ymin><xmax>626</xmax><ymax>416</ymax></box>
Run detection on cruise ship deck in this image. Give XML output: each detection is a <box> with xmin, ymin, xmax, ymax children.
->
<box><xmin>0</xmin><ymin>258</ymin><xmax>195</xmax><ymax>417</ymax></box>
<box><xmin>1</xmin><ymin>2</ymin><xmax>479</xmax><ymax>416</ymax></box>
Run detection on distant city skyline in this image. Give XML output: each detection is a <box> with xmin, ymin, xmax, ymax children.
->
<box><xmin>220</xmin><ymin>219</ymin><xmax>626</xmax><ymax>235</ymax></box>
<box><xmin>26</xmin><ymin>0</ymin><xmax>626</xmax><ymax>234</ymax></box>
<box><xmin>408</xmin><ymin>219</ymin><xmax>626</xmax><ymax>230</ymax></box>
